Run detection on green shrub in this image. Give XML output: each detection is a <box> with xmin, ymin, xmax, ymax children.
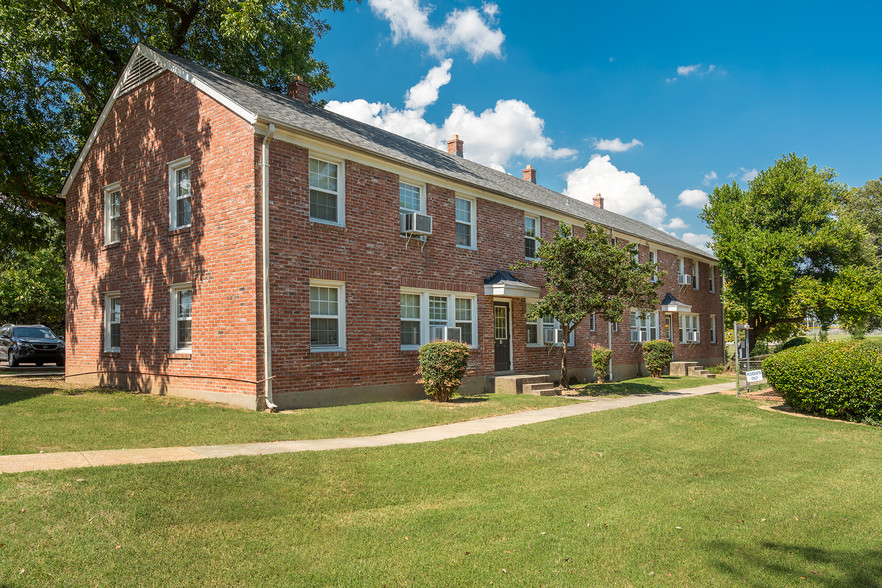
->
<box><xmin>417</xmin><ymin>341</ymin><xmax>470</xmax><ymax>402</ymax></box>
<box><xmin>706</xmin><ymin>364</ymin><xmax>725</xmax><ymax>374</ymax></box>
<box><xmin>642</xmin><ymin>340</ymin><xmax>674</xmax><ymax>378</ymax></box>
<box><xmin>763</xmin><ymin>340</ymin><xmax>882</xmax><ymax>424</ymax></box>
<box><xmin>592</xmin><ymin>346</ymin><xmax>612</xmax><ymax>384</ymax></box>
<box><xmin>778</xmin><ymin>336</ymin><xmax>811</xmax><ymax>352</ymax></box>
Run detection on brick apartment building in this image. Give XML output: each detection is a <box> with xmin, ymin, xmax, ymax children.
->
<box><xmin>62</xmin><ymin>44</ymin><xmax>724</xmax><ymax>410</ymax></box>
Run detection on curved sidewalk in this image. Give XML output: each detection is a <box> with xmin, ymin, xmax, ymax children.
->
<box><xmin>0</xmin><ymin>382</ymin><xmax>734</xmax><ymax>474</ymax></box>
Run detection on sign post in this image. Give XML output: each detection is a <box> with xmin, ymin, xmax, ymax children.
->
<box><xmin>734</xmin><ymin>323</ymin><xmax>751</xmax><ymax>397</ymax></box>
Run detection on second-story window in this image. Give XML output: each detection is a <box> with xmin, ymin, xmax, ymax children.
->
<box><xmin>525</xmin><ymin>215</ymin><xmax>539</xmax><ymax>259</ymax></box>
<box><xmin>169</xmin><ymin>157</ymin><xmax>191</xmax><ymax>230</ymax></box>
<box><xmin>648</xmin><ymin>250</ymin><xmax>658</xmax><ymax>282</ymax></box>
<box><xmin>309</xmin><ymin>157</ymin><xmax>343</xmax><ymax>225</ymax></box>
<box><xmin>399</xmin><ymin>181</ymin><xmax>422</xmax><ymax>214</ymax></box>
<box><xmin>709</xmin><ymin>267</ymin><xmax>716</xmax><ymax>292</ymax></box>
<box><xmin>455</xmin><ymin>196</ymin><xmax>475</xmax><ymax>248</ymax></box>
<box><xmin>692</xmin><ymin>260</ymin><xmax>699</xmax><ymax>290</ymax></box>
<box><xmin>104</xmin><ymin>184</ymin><xmax>121</xmax><ymax>245</ymax></box>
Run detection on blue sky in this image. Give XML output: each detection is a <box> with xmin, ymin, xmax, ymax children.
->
<box><xmin>315</xmin><ymin>0</ymin><xmax>882</xmax><ymax>251</ymax></box>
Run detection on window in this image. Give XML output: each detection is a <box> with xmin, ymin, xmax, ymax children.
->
<box><xmin>309</xmin><ymin>156</ymin><xmax>343</xmax><ymax>225</ymax></box>
<box><xmin>401</xmin><ymin>290</ymin><xmax>477</xmax><ymax>348</ymax></box>
<box><xmin>525</xmin><ymin>215</ymin><xmax>539</xmax><ymax>259</ymax></box>
<box><xmin>630</xmin><ymin>311</ymin><xmax>659</xmax><ymax>343</ymax></box>
<box><xmin>170</xmin><ymin>284</ymin><xmax>193</xmax><ymax>352</ymax></box>
<box><xmin>399</xmin><ymin>181</ymin><xmax>422</xmax><ymax>214</ymax></box>
<box><xmin>648</xmin><ymin>250</ymin><xmax>658</xmax><ymax>282</ymax></box>
<box><xmin>710</xmin><ymin>314</ymin><xmax>717</xmax><ymax>344</ymax></box>
<box><xmin>692</xmin><ymin>260</ymin><xmax>699</xmax><ymax>290</ymax></box>
<box><xmin>104</xmin><ymin>184</ymin><xmax>121</xmax><ymax>245</ymax></box>
<box><xmin>709</xmin><ymin>267</ymin><xmax>716</xmax><ymax>293</ymax></box>
<box><xmin>679</xmin><ymin>314</ymin><xmax>700</xmax><ymax>344</ymax></box>
<box><xmin>104</xmin><ymin>292</ymin><xmax>120</xmax><ymax>352</ymax></box>
<box><xmin>310</xmin><ymin>281</ymin><xmax>345</xmax><ymax>351</ymax></box>
<box><xmin>455</xmin><ymin>197</ymin><xmax>475</xmax><ymax>248</ymax></box>
<box><xmin>678</xmin><ymin>258</ymin><xmax>685</xmax><ymax>283</ymax></box>
<box><xmin>169</xmin><ymin>158</ymin><xmax>191</xmax><ymax>230</ymax></box>
<box><xmin>610</xmin><ymin>237</ymin><xmax>618</xmax><ymax>247</ymax></box>
<box><xmin>590</xmin><ymin>312</ymin><xmax>596</xmax><ymax>332</ymax></box>
<box><xmin>613</xmin><ymin>320</ymin><xmax>619</xmax><ymax>333</ymax></box>
<box><xmin>526</xmin><ymin>304</ymin><xmax>574</xmax><ymax>346</ymax></box>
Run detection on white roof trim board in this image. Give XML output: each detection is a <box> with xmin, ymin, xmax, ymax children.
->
<box><xmin>60</xmin><ymin>44</ymin><xmax>716</xmax><ymax>263</ymax></box>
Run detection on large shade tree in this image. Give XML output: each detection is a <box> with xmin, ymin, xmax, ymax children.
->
<box><xmin>515</xmin><ymin>223</ymin><xmax>661</xmax><ymax>388</ymax></box>
<box><xmin>701</xmin><ymin>154</ymin><xmax>874</xmax><ymax>349</ymax></box>
<box><xmin>1</xmin><ymin>0</ymin><xmax>350</xmax><ymax>246</ymax></box>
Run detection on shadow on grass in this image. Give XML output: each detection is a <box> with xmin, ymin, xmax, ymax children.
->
<box><xmin>0</xmin><ymin>377</ymin><xmax>137</xmax><ymax>407</ymax></box>
<box><xmin>574</xmin><ymin>382</ymin><xmax>661</xmax><ymax>398</ymax></box>
<box><xmin>0</xmin><ymin>383</ymin><xmax>59</xmax><ymax>407</ymax></box>
<box><xmin>708</xmin><ymin>540</ymin><xmax>882</xmax><ymax>587</ymax></box>
<box><xmin>445</xmin><ymin>395</ymin><xmax>491</xmax><ymax>404</ymax></box>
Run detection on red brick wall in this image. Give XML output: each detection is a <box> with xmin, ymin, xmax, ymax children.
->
<box><xmin>65</xmin><ymin>71</ymin><xmax>262</xmax><ymax>406</ymax></box>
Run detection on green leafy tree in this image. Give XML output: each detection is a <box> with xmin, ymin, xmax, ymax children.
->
<box><xmin>515</xmin><ymin>223</ymin><xmax>660</xmax><ymax>388</ymax></box>
<box><xmin>1</xmin><ymin>0</ymin><xmax>350</xmax><ymax>246</ymax></box>
<box><xmin>0</xmin><ymin>247</ymin><xmax>66</xmax><ymax>332</ymax></box>
<box><xmin>841</xmin><ymin>177</ymin><xmax>882</xmax><ymax>261</ymax></box>
<box><xmin>702</xmin><ymin>154</ymin><xmax>873</xmax><ymax>351</ymax></box>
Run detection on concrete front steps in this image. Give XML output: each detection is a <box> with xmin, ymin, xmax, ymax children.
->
<box><xmin>495</xmin><ymin>374</ymin><xmax>560</xmax><ymax>396</ymax></box>
<box><xmin>670</xmin><ymin>361</ymin><xmax>716</xmax><ymax>379</ymax></box>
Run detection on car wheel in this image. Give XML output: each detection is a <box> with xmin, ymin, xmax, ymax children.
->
<box><xmin>8</xmin><ymin>352</ymin><xmax>18</xmax><ymax>368</ymax></box>
<box><xmin>36</xmin><ymin>361</ymin><xmax>44</xmax><ymax>367</ymax></box>
<box><xmin>56</xmin><ymin>361</ymin><xmax>65</xmax><ymax>367</ymax></box>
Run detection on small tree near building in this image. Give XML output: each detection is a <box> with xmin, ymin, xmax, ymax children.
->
<box><xmin>514</xmin><ymin>223</ymin><xmax>661</xmax><ymax>389</ymax></box>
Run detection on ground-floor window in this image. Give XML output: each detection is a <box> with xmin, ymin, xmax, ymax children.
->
<box><xmin>310</xmin><ymin>280</ymin><xmax>346</xmax><ymax>351</ymax></box>
<box><xmin>170</xmin><ymin>283</ymin><xmax>193</xmax><ymax>352</ymax></box>
<box><xmin>104</xmin><ymin>292</ymin><xmax>121</xmax><ymax>352</ymax></box>
<box><xmin>679</xmin><ymin>313</ymin><xmax>700</xmax><ymax>344</ymax></box>
<box><xmin>526</xmin><ymin>304</ymin><xmax>575</xmax><ymax>347</ymax></box>
<box><xmin>401</xmin><ymin>289</ymin><xmax>477</xmax><ymax>349</ymax></box>
<box><xmin>710</xmin><ymin>314</ymin><xmax>717</xmax><ymax>343</ymax></box>
<box><xmin>630</xmin><ymin>310</ymin><xmax>659</xmax><ymax>343</ymax></box>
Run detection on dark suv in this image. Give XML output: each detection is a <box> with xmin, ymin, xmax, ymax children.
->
<box><xmin>0</xmin><ymin>324</ymin><xmax>66</xmax><ymax>367</ymax></box>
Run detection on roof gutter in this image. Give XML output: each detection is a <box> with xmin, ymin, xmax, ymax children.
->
<box><xmin>261</xmin><ymin>123</ymin><xmax>277</xmax><ymax>411</ymax></box>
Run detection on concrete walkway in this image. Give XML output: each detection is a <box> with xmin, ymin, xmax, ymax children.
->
<box><xmin>0</xmin><ymin>382</ymin><xmax>734</xmax><ymax>474</ymax></box>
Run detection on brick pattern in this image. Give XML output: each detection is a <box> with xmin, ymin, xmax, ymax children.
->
<box><xmin>66</xmin><ymin>73</ymin><xmax>725</xmax><ymax>407</ymax></box>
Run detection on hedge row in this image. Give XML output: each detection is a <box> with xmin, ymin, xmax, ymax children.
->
<box><xmin>763</xmin><ymin>340</ymin><xmax>882</xmax><ymax>424</ymax></box>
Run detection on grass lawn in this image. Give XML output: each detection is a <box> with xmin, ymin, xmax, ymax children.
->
<box><xmin>574</xmin><ymin>374</ymin><xmax>736</xmax><ymax>398</ymax></box>
<box><xmin>0</xmin><ymin>375</ymin><xmax>730</xmax><ymax>455</ymax></box>
<box><xmin>1</xmin><ymin>394</ymin><xmax>879</xmax><ymax>587</ymax></box>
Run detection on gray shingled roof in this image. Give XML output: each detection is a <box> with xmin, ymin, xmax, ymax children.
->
<box><xmin>148</xmin><ymin>45</ymin><xmax>715</xmax><ymax>262</ymax></box>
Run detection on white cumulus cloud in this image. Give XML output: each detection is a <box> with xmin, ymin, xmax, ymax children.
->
<box><xmin>681</xmin><ymin>232</ymin><xmax>713</xmax><ymax>253</ymax></box>
<box><xmin>405</xmin><ymin>59</ymin><xmax>452</xmax><ymax>111</ymax></box>
<box><xmin>677</xmin><ymin>189</ymin><xmax>709</xmax><ymax>208</ymax></box>
<box><xmin>728</xmin><ymin>167</ymin><xmax>759</xmax><ymax>182</ymax></box>
<box><xmin>369</xmin><ymin>0</ymin><xmax>505</xmax><ymax>61</ymax></box>
<box><xmin>664</xmin><ymin>217</ymin><xmax>689</xmax><ymax>230</ymax></box>
<box><xmin>593</xmin><ymin>137</ymin><xmax>644</xmax><ymax>153</ymax></box>
<box><xmin>326</xmin><ymin>62</ymin><xmax>576</xmax><ymax>172</ymax></box>
<box><xmin>702</xmin><ymin>171</ymin><xmax>718</xmax><ymax>186</ymax></box>
<box><xmin>667</xmin><ymin>63</ymin><xmax>719</xmax><ymax>82</ymax></box>
<box><xmin>563</xmin><ymin>154</ymin><xmax>667</xmax><ymax>227</ymax></box>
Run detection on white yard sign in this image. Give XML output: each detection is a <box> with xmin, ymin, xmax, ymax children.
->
<box><xmin>745</xmin><ymin>370</ymin><xmax>764</xmax><ymax>383</ymax></box>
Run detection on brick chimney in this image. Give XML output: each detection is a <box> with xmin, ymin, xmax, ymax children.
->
<box><xmin>288</xmin><ymin>76</ymin><xmax>310</xmax><ymax>102</ymax></box>
<box><xmin>522</xmin><ymin>164</ymin><xmax>537</xmax><ymax>183</ymax></box>
<box><xmin>593</xmin><ymin>193</ymin><xmax>604</xmax><ymax>209</ymax></box>
<box><xmin>447</xmin><ymin>134</ymin><xmax>463</xmax><ymax>157</ymax></box>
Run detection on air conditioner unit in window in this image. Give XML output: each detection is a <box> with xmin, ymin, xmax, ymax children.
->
<box><xmin>631</xmin><ymin>330</ymin><xmax>644</xmax><ymax>343</ymax></box>
<box><xmin>429</xmin><ymin>326</ymin><xmax>462</xmax><ymax>342</ymax></box>
<box><xmin>678</xmin><ymin>274</ymin><xmax>692</xmax><ymax>286</ymax></box>
<box><xmin>399</xmin><ymin>212</ymin><xmax>433</xmax><ymax>236</ymax></box>
<box><xmin>684</xmin><ymin>331</ymin><xmax>699</xmax><ymax>343</ymax></box>
<box><xmin>543</xmin><ymin>327</ymin><xmax>565</xmax><ymax>345</ymax></box>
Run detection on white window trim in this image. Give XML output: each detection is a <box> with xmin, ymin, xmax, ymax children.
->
<box><xmin>590</xmin><ymin>312</ymin><xmax>596</xmax><ymax>332</ymax></box>
<box><xmin>104</xmin><ymin>182</ymin><xmax>121</xmax><ymax>245</ymax></box>
<box><xmin>400</xmin><ymin>288</ymin><xmax>478</xmax><ymax>350</ymax></box>
<box><xmin>104</xmin><ymin>291</ymin><xmax>121</xmax><ymax>352</ymax></box>
<box><xmin>526</xmin><ymin>305</ymin><xmax>575</xmax><ymax>348</ymax></box>
<box><xmin>169</xmin><ymin>282</ymin><xmax>193</xmax><ymax>353</ymax></box>
<box><xmin>630</xmin><ymin>310</ymin><xmax>659</xmax><ymax>343</ymax></box>
<box><xmin>692</xmin><ymin>259</ymin><xmax>700</xmax><ymax>290</ymax></box>
<box><xmin>168</xmin><ymin>156</ymin><xmax>192</xmax><ymax>230</ymax></box>
<box><xmin>398</xmin><ymin>178</ymin><xmax>426</xmax><ymax>214</ymax></box>
<box><xmin>649</xmin><ymin>250</ymin><xmax>658</xmax><ymax>282</ymax></box>
<box><xmin>710</xmin><ymin>314</ymin><xmax>717</xmax><ymax>344</ymax></box>
<box><xmin>309</xmin><ymin>279</ymin><xmax>346</xmax><ymax>352</ymax></box>
<box><xmin>525</xmin><ymin>214</ymin><xmax>540</xmax><ymax>260</ymax></box>
<box><xmin>679</xmin><ymin>313</ymin><xmax>701</xmax><ymax>344</ymax></box>
<box><xmin>455</xmin><ymin>195</ymin><xmax>477</xmax><ymax>250</ymax></box>
<box><xmin>678</xmin><ymin>257</ymin><xmax>685</xmax><ymax>284</ymax></box>
<box><xmin>308</xmin><ymin>153</ymin><xmax>346</xmax><ymax>227</ymax></box>
<box><xmin>709</xmin><ymin>267</ymin><xmax>716</xmax><ymax>293</ymax></box>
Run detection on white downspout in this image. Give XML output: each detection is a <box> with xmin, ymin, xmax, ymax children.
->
<box><xmin>261</xmin><ymin>123</ymin><xmax>277</xmax><ymax>411</ymax></box>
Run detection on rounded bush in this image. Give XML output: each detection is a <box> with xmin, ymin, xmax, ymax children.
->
<box><xmin>777</xmin><ymin>336</ymin><xmax>811</xmax><ymax>353</ymax></box>
<box><xmin>417</xmin><ymin>341</ymin><xmax>470</xmax><ymax>402</ymax></box>
<box><xmin>642</xmin><ymin>340</ymin><xmax>674</xmax><ymax>378</ymax></box>
<box><xmin>763</xmin><ymin>340</ymin><xmax>882</xmax><ymax>423</ymax></box>
<box><xmin>592</xmin><ymin>346</ymin><xmax>612</xmax><ymax>384</ymax></box>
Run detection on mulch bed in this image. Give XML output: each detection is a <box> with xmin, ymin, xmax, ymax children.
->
<box><xmin>742</xmin><ymin>387</ymin><xmax>784</xmax><ymax>402</ymax></box>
